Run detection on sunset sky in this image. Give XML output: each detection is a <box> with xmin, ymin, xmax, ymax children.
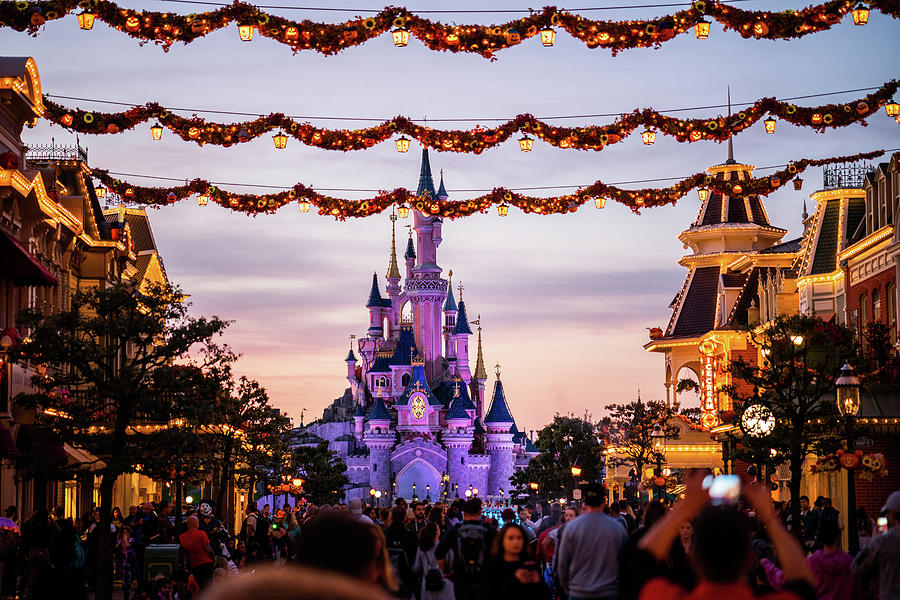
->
<box><xmin>3</xmin><ymin>1</ymin><xmax>898</xmax><ymax>433</ymax></box>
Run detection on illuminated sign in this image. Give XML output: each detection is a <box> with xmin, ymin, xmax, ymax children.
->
<box><xmin>699</xmin><ymin>339</ymin><xmax>719</xmax><ymax>430</ymax></box>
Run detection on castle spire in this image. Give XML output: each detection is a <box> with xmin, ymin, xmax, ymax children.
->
<box><xmin>416</xmin><ymin>148</ymin><xmax>437</xmax><ymax>199</ymax></box>
<box><xmin>387</xmin><ymin>209</ymin><xmax>401</xmax><ymax>280</ymax></box>
<box><xmin>437</xmin><ymin>169</ymin><xmax>449</xmax><ymax>200</ymax></box>
<box><xmin>474</xmin><ymin>318</ymin><xmax>487</xmax><ymax>380</ymax></box>
<box><xmin>726</xmin><ymin>86</ymin><xmax>736</xmax><ymax>165</ymax></box>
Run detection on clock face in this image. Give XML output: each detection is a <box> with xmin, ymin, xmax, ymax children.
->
<box><xmin>410</xmin><ymin>393</ymin><xmax>427</xmax><ymax>419</ymax></box>
<box><xmin>741</xmin><ymin>403</ymin><xmax>775</xmax><ymax>438</ymax></box>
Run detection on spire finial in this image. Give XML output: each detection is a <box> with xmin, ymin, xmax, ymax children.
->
<box><xmin>726</xmin><ymin>86</ymin><xmax>736</xmax><ymax>165</ymax></box>
<box><xmin>474</xmin><ymin>319</ymin><xmax>487</xmax><ymax>380</ymax></box>
<box><xmin>494</xmin><ymin>363</ymin><xmax>502</xmax><ymax>378</ymax></box>
<box><xmin>387</xmin><ymin>208</ymin><xmax>401</xmax><ymax>280</ymax></box>
<box><xmin>458</xmin><ymin>281</ymin><xmax>464</xmax><ymax>300</ymax></box>
<box><xmin>349</xmin><ymin>334</ymin><xmax>356</xmax><ymax>349</ymax></box>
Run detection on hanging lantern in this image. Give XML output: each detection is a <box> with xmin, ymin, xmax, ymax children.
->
<box><xmin>198</xmin><ymin>193</ymin><xmax>209</xmax><ymax>207</ymax></box>
<box><xmin>396</xmin><ymin>136</ymin><xmax>411</xmax><ymax>153</ymax></box>
<box><xmin>497</xmin><ymin>204</ymin><xmax>510</xmax><ymax>217</ymax></box>
<box><xmin>694</xmin><ymin>20</ymin><xmax>710</xmax><ymax>39</ymax></box>
<box><xmin>641</xmin><ymin>129</ymin><xmax>656</xmax><ymax>145</ymax></box>
<box><xmin>885</xmin><ymin>101</ymin><xmax>900</xmax><ymax>117</ymax></box>
<box><xmin>125</xmin><ymin>16</ymin><xmax>140</xmax><ymax>32</ymax></box>
<box><xmin>519</xmin><ymin>135</ymin><xmax>534</xmax><ymax>152</ymax></box>
<box><xmin>398</xmin><ymin>206</ymin><xmax>410</xmax><ymax>218</ymax></box>
<box><xmin>78</xmin><ymin>12</ymin><xmax>96</xmax><ymax>30</ymax></box>
<box><xmin>764</xmin><ymin>116</ymin><xmax>776</xmax><ymax>134</ymax></box>
<box><xmin>793</xmin><ymin>178</ymin><xmax>803</xmax><ymax>190</ymax></box>
<box><xmin>150</xmin><ymin>122</ymin><xmax>163</xmax><ymax>141</ymax></box>
<box><xmin>594</xmin><ymin>198</ymin><xmax>606</xmax><ymax>209</ymax></box>
<box><xmin>698</xmin><ymin>188</ymin><xmax>709</xmax><ymax>201</ymax></box>
<box><xmin>835</xmin><ymin>363</ymin><xmax>861</xmax><ymax>417</ymax></box>
<box><xmin>851</xmin><ymin>3</ymin><xmax>870</xmax><ymax>25</ymax></box>
<box><xmin>95</xmin><ymin>186</ymin><xmax>106</xmax><ymax>199</ymax></box>
<box><xmin>529</xmin><ymin>482</ymin><xmax>539</xmax><ymax>491</ymax></box>
<box><xmin>273</xmin><ymin>130</ymin><xmax>288</xmax><ymax>149</ymax></box>
<box><xmin>238</xmin><ymin>23</ymin><xmax>254</xmax><ymax>41</ymax></box>
<box><xmin>298</xmin><ymin>200</ymin><xmax>311</xmax><ymax>213</ymax></box>
<box><xmin>392</xmin><ymin>28</ymin><xmax>410</xmax><ymax>47</ymax></box>
<box><xmin>570</xmin><ymin>464</ymin><xmax>582</xmax><ymax>477</ymax></box>
<box><xmin>540</xmin><ymin>28</ymin><xmax>556</xmax><ymax>46</ymax></box>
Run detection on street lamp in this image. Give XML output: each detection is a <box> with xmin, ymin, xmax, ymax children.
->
<box><xmin>570</xmin><ymin>463</ymin><xmax>582</xmax><ymax>478</ymax></box>
<box><xmin>651</xmin><ymin>424</ymin><xmax>666</xmax><ymax>501</ymax></box>
<box><xmin>835</xmin><ymin>362</ymin><xmax>861</xmax><ymax>554</ymax></box>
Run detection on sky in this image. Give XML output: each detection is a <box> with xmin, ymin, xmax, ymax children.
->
<box><xmin>2</xmin><ymin>1</ymin><xmax>898</xmax><ymax>433</ymax></box>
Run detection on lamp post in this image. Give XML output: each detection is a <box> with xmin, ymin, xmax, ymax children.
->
<box><xmin>651</xmin><ymin>424</ymin><xmax>665</xmax><ymax>501</ymax></box>
<box><xmin>835</xmin><ymin>362</ymin><xmax>861</xmax><ymax>554</ymax></box>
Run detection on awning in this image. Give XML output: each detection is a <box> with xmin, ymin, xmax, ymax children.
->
<box><xmin>63</xmin><ymin>444</ymin><xmax>104</xmax><ymax>471</ymax></box>
<box><xmin>0</xmin><ymin>229</ymin><xmax>57</xmax><ymax>286</ymax></box>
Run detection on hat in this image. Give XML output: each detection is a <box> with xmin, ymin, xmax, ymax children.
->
<box><xmin>882</xmin><ymin>490</ymin><xmax>900</xmax><ymax>514</ymax></box>
<box><xmin>348</xmin><ymin>498</ymin><xmax>363</xmax><ymax>515</ymax></box>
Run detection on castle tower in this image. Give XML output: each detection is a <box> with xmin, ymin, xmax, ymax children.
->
<box><xmin>484</xmin><ymin>370</ymin><xmax>516</xmax><ymax>496</ymax></box>
<box><xmin>453</xmin><ymin>294</ymin><xmax>474</xmax><ymax>385</ymax></box>
<box><xmin>442</xmin><ymin>272</ymin><xmax>458</xmax><ymax>369</ymax></box>
<box><xmin>471</xmin><ymin>320</ymin><xmax>488</xmax><ymax>420</ymax></box>
<box><xmin>406</xmin><ymin>149</ymin><xmax>449</xmax><ymax>380</ymax></box>
<box><xmin>353</xmin><ymin>402</ymin><xmax>365</xmax><ymax>443</ymax></box>
<box><xmin>366</xmin><ymin>273</ymin><xmax>391</xmax><ymax>338</ymax></box>
<box><xmin>385</xmin><ymin>211</ymin><xmax>403</xmax><ymax>336</ymax></box>
<box><xmin>444</xmin><ymin>393</ymin><xmax>474</xmax><ymax>498</ymax></box>
<box><xmin>345</xmin><ymin>346</ymin><xmax>357</xmax><ymax>382</ymax></box>
<box><xmin>364</xmin><ymin>396</ymin><xmax>393</xmax><ymax>500</ymax></box>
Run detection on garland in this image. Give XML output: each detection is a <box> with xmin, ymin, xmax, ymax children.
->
<box><xmin>43</xmin><ymin>81</ymin><xmax>900</xmax><ymax>153</ymax></box>
<box><xmin>2</xmin><ymin>1</ymin><xmax>897</xmax><ymax>59</ymax></box>
<box><xmin>91</xmin><ymin>148</ymin><xmax>888</xmax><ymax>219</ymax></box>
<box><xmin>811</xmin><ymin>450</ymin><xmax>888</xmax><ymax>480</ymax></box>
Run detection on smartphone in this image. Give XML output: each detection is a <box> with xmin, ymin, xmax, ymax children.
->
<box><xmin>703</xmin><ymin>474</ymin><xmax>741</xmax><ymax>505</ymax></box>
<box><xmin>876</xmin><ymin>517</ymin><xmax>888</xmax><ymax>535</ymax></box>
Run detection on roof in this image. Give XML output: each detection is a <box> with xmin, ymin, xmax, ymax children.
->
<box><xmin>696</xmin><ymin>168</ymin><xmax>770</xmax><ymax>227</ymax></box>
<box><xmin>416</xmin><ymin>148</ymin><xmax>437</xmax><ymax>200</ymax></box>
<box><xmin>446</xmin><ymin>397</ymin><xmax>470</xmax><ymax>420</ymax></box>
<box><xmin>366</xmin><ymin>397</ymin><xmax>391</xmax><ymax>422</ymax></box>
<box><xmin>721</xmin><ymin>272</ymin><xmax>748</xmax><ymax>288</ymax></box>
<box><xmin>394</xmin><ymin>363</ymin><xmax>443</xmax><ymax>407</ymax></box>
<box><xmin>473</xmin><ymin>417</ymin><xmax>486</xmax><ymax>435</ymax></box>
<box><xmin>366</xmin><ymin>272</ymin><xmax>392</xmax><ymax>308</ymax></box>
<box><xmin>484</xmin><ymin>378</ymin><xmax>515</xmax><ymax>425</ymax></box>
<box><xmin>346</xmin><ymin>348</ymin><xmax>357</xmax><ymax>362</ymax></box>
<box><xmin>726</xmin><ymin>268</ymin><xmax>760</xmax><ymax>327</ymax></box>
<box><xmin>846</xmin><ymin>198</ymin><xmax>866</xmax><ymax>244</ymax></box>
<box><xmin>524</xmin><ymin>436</ymin><xmax>538</xmax><ymax>453</ymax></box>
<box><xmin>405</xmin><ymin>235</ymin><xmax>416</xmax><ymax>260</ymax></box>
<box><xmin>437</xmin><ymin>171</ymin><xmax>449</xmax><ymax>200</ymax></box>
<box><xmin>760</xmin><ymin>237</ymin><xmax>803</xmax><ymax>254</ymax></box>
<box><xmin>353</xmin><ymin>403</ymin><xmax>365</xmax><ymax>418</ymax></box>
<box><xmin>453</xmin><ymin>300</ymin><xmax>473</xmax><ymax>335</ymax></box>
<box><xmin>433</xmin><ymin>378</ymin><xmax>475</xmax><ymax>410</ymax></box>
<box><xmin>443</xmin><ymin>285</ymin><xmax>458</xmax><ymax>312</ymax></box>
<box><xmin>809</xmin><ymin>199</ymin><xmax>841</xmax><ymax>275</ymax></box>
<box><xmin>670</xmin><ymin>266</ymin><xmax>720</xmax><ymax>336</ymax></box>
<box><xmin>389</xmin><ymin>325</ymin><xmax>419</xmax><ymax>366</ymax></box>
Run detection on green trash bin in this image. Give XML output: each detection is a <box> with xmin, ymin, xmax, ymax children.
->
<box><xmin>144</xmin><ymin>544</ymin><xmax>180</xmax><ymax>585</ymax></box>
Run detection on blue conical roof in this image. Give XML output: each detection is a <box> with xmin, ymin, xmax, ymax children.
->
<box><xmin>389</xmin><ymin>325</ymin><xmax>418</xmax><ymax>366</ymax></box>
<box><xmin>366</xmin><ymin>272</ymin><xmax>392</xmax><ymax>308</ymax></box>
<box><xmin>524</xmin><ymin>437</ymin><xmax>538</xmax><ymax>453</ymax></box>
<box><xmin>443</xmin><ymin>285</ymin><xmax>457</xmax><ymax>312</ymax></box>
<box><xmin>484</xmin><ymin>378</ymin><xmax>515</xmax><ymax>425</ymax></box>
<box><xmin>405</xmin><ymin>236</ymin><xmax>416</xmax><ymax>260</ymax></box>
<box><xmin>366</xmin><ymin>397</ymin><xmax>391</xmax><ymax>422</ymax></box>
<box><xmin>437</xmin><ymin>171</ymin><xmax>449</xmax><ymax>200</ymax></box>
<box><xmin>354</xmin><ymin>403</ymin><xmax>365</xmax><ymax>418</ymax></box>
<box><xmin>346</xmin><ymin>348</ymin><xmax>357</xmax><ymax>362</ymax></box>
<box><xmin>395</xmin><ymin>363</ymin><xmax>442</xmax><ymax>406</ymax></box>
<box><xmin>446</xmin><ymin>397</ymin><xmax>470</xmax><ymax>420</ymax></box>
<box><xmin>416</xmin><ymin>148</ymin><xmax>436</xmax><ymax>200</ymax></box>
<box><xmin>453</xmin><ymin>300</ymin><xmax>473</xmax><ymax>335</ymax></box>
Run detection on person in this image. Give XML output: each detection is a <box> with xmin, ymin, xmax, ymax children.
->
<box><xmin>435</xmin><ymin>497</ymin><xmax>495</xmax><ymax>600</ymax></box>
<box><xmin>155</xmin><ymin>501</ymin><xmax>176</xmax><ymax>545</ymax></box>
<box><xmin>295</xmin><ymin>511</ymin><xmax>381</xmax><ymax>586</ymax></box>
<box><xmin>762</xmin><ymin>519</ymin><xmax>855</xmax><ymax>600</ymax></box>
<box><xmin>852</xmin><ymin>490</ymin><xmax>900</xmax><ymax>600</ymax></box>
<box><xmin>348</xmin><ymin>499</ymin><xmax>374</xmax><ymax>525</ymax></box>
<box><xmin>21</xmin><ymin>508</ymin><xmax>57</xmax><ymax>600</ymax></box>
<box><xmin>384</xmin><ymin>505</ymin><xmax>417</xmax><ymax>597</ymax></box>
<box><xmin>535</xmin><ymin>503</ymin><xmax>561</xmax><ymax>537</ymax></box>
<box><xmin>615</xmin><ymin>500</ymin><xmax>637</xmax><ymax>533</ymax></box>
<box><xmin>178</xmin><ymin>515</ymin><xmax>215</xmax><ymax>591</ymax></box>
<box><xmin>241</xmin><ymin>504</ymin><xmax>259</xmax><ymax>544</ymax></box>
<box><xmin>112</xmin><ymin>507</ymin><xmax>125</xmax><ymax>530</ymax></box>
<box><xmin>198</xmin><ymin>564</ymin><xmax>394</xmax><ymax>600</ymax></box>
<box><xmin>368</xmin><ymin>524</ymin><xmax>399</xmax><ymax>594</ymax></box>
<box><xmin>556</xmin><ymin>485</ymin><xmax>627</xmax><ymax>600</ymax></box>
<box><xmin>407</xmin><ymin>502</ymin><xmax>428</xmax><ymax>534</ymax></box>
<box><xmin>544</xmin><ymin>505</ymin><xmax>578</xmax><ymax>570</ymax></box>
<box><xmin>413</xmin><ymin>522</ymin><xmax>454</xmax><ymax>600</ymax></box>
<box><xmin>618</xmin><ymin>501</ymin><xmax>668</xmax><ymax>600</ymax></box>
<box><xmin>855</xmin><ymin>506</ymin><xmax>875</xmax><ymax>550</ymax></box>
<box><xmin>116</xmin><ymin>525</ymin><xmax>137</xmax><ymax>600</ymax></box>
<box><xmin>637</xmin><ymin>474</ymin><xmax>816</xmax><ymax>600</ymax></box>
<box><xmin>484</xmin><ymin>522</ymin><xmax>549</xmax><ymax>600</ymax></box>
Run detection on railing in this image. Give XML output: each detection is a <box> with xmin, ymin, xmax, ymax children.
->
<box><xmin>25</xmin><ymin>138</ymin><xmax>88</xmax><ymax>164</ymax></box>
<box><xmin>822</xmin><ymin>162</ymin><xmax>875</xmax><ymax>190</ymax></box>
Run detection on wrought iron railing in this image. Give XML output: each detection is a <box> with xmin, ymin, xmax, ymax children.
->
<box><xmin>822</xmin><ymin>162</ymin><xmax>875</xmax><ymax>190</ymax></box>
<box><xmin>25</xmin><ymin>138</ymin><xmax>88</xmax><ymax>164</ymax></box>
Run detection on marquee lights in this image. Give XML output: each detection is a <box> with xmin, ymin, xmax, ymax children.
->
<box><xmin>42</xmin><ymin>80</ymin><xmax>899</xmax><ymax>154</ymax></box>
<box><xmin>87</xmin><ymin>148</ymin><xmax>888</xmax><ymax>219</ymax></box>
<box><xmin>699</xmin><ymin>339</ymin><xmax>719</xmax><ymax>431</ymax></box>
<box><xmin>4</xmin><ymin>2</ymin><xmax>898</xmax><ymax>58</ymax></box>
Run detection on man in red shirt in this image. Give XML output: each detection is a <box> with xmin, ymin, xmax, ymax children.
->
<box><xmin>178</xmin><ymin>515</ymin><xmax>215</xmax><ymax>590</ymax></box>
<box><xmin>637</xmin><ymin>473</ymin><xmax>816</xmax><ymax>600</ymax></box>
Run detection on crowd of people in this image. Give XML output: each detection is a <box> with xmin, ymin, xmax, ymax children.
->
<box><xmin>0</xmin><ymin>479</ymin><xmax>897</xmax><ymax>600</ymax></box>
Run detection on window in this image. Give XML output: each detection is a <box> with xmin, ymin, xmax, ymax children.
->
<box><xmin>402</xmin><ymin>373</ymin><xmax>411</xmax><ymax>387</ymax></box>
<box><xmin>888</xmin><ymin>283</ymin><xmax>897</xmax><ymax>344</ymax></box>
<box><xmin>873</xmin><ymin>287</ymin><xmax>882</xmax><ymax>322</ymax></box>
<box><xmin>859</xmin><ymin>292</ymin><xmax>868</xmax><ymax>349</ymax></box>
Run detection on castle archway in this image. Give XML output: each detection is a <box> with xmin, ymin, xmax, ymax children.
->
<box><xmin>395</xmin><ymin>458</ymin><xmax>441</xmax><ymax>502</ymax></box>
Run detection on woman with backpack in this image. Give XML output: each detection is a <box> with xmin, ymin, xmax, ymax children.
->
<box><xmin>412</xmin><ymin>523</ymin><xmax>454</xmax><ymax>600</ymax></box>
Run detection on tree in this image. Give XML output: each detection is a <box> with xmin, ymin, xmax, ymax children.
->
<box><xmin>721</xmin><ymin>314</ymin><xmax>857</xmax><ymax>537</ymax></box>
<box><xmin>14</xmin><ymin>282</ymin><xmax>229</xmax><ymax>600</ymax></box>
<box><xmin>510</xmin><ymin>415</ymin><xmax>605</xmax><ymax>501</ymax></box>
<box><xmin>291</xmin><ymin>441</ymin><xmax>350</xmax><ymax>505</ymax></box>
<box><xmin>603</xmin><ymin>397</ymin><xmax>680</xmax><ymax>492</ymax></box>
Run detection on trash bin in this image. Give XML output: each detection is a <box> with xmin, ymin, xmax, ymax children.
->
<box><xmin>144</xmin><ymin>544</ymin><xmax>180</xmax><ymax>585</ymax></box>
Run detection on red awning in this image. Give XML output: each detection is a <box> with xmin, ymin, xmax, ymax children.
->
<box><xmin>0</xmin><ymin>229</ymin><xmax>57</xmax><ymax>286</ymax></box>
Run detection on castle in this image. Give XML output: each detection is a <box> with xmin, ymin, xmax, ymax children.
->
<box><xmin>300</xmin><ymin>149</ymin><xmax>537</xmax><ymax>503</ymax></box>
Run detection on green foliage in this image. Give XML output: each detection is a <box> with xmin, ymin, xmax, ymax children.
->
<box><xmin>863</xmin><ymin>321</ymin><xmax>892</xmax><ymax>369</ymax></box>
<box><xmin>510</xmin><ymin>414</ymin><xmax>604</xmax><ymax>500</ymax></box>
<box><xmin>603</xmin><ymin>397</ymin><xmax>680</xmax><ymax>483</ymax></box>
<box><xmin>676</xmin><ymin>378</ymin><xmax>699</xmax><ymax>395</ymax></box>
<box><xmin>291</xmin><ymin>441</ymin><xmax>350</xmax><ymax>505</ymax></box>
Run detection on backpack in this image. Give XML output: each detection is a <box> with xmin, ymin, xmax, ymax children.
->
<box><xmin>387</xmin><ymin>542</ymin><xmax>412</xmax><ymax>584</ymax></box>
<box><xmin>455</xmin><ymin>523</ymin><xmax>487</xmax><ymax>578</ymax></box>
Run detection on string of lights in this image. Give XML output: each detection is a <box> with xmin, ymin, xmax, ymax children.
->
<box><xmin>89</xmin><ymin>148</ymin><xmax>892</xmax><ymax>219</ymax></box>
<box><xmin>3</xmin><ymin>1</ymin><xmax>893</xmax><ymax>59</ymax></box>
<box><xmin>42</xmin><ymin>82</ymin><xmax>900</xmax><ymax>153</ymax></box>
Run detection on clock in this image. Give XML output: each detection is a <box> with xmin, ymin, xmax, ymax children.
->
<box><xmin>410</xmin><ymin>393</ymin><xmax>427</xmax><ymax>419</ymax></box>
<box><xmin>741</xmin><ymin>403</ymin><xmax>775</xmax><ymax>438</ymax></box>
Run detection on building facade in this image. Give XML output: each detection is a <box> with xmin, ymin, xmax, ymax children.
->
<box><xmin>303</xmin><ymin>150</ymin><xmax>536</xmax><ymax>503</ymax></box>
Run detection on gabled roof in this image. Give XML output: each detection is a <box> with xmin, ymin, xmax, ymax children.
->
<box><xmin>484</xmin><ymin>378</ymin><xmax>515</xmax><ymax>425</ymax></box>
<box><xmin>417</xmin><ymin>148</ymin><xmax>437</xmax><ymax>200</ymax></box>
<box><xmin>670</xmin><ymin>266</ymin><xmax>720</xmax><ymax>336</ymax></box>
<box><xmin>726</xmin><ymin>267</ymin><xmax>760</xmax><ymax>328</ymax></box>
<box><xmin>389</xmin><ymin>325</ymin><xmax>418</xmax><ymax>366</ymax></box>
<box><xmin>443</xmin><ymin>285</ymin><xmax>457</xmax><ymax>312</ymax></box>
<box><xmin>366</xmin><ymin>272</ymin><xmax>392</xmax><ymax>308</ymax></box>
<box><xmin>394</xmin><ymin>363</ymin><xmax>442</xmax><ymax>406</ymax></box>
<box><xmin>809</xmin><ymin>199</ymin><xmax>841</xmax><ymax>275</ymax></box>
<box><xmin>446</xmin><ymin>397</ymin><xmax>470</xmax><ymax>420</ymax></box>
<box><xmin>453</xmin><ymin>300</ymin><xmax>473</xmax><ymax>335</ymax></box>
<box><xmin>366</xmin><ymin>397</ymin><xmax>391</xmax><ymax>422</ymax></box>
